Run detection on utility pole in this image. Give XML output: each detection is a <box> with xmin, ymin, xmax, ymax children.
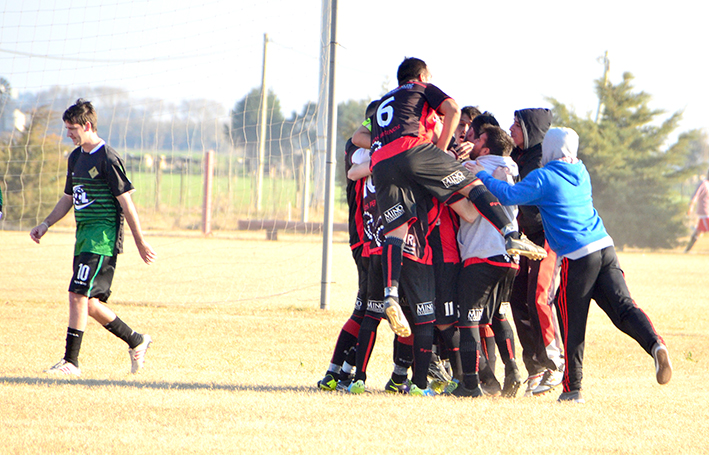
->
<box><xmin>595</xmin><ymin>50</ymin><xmax>610</xmax><ymax>124</ymax></box>
<box><xmin>319</xmin><ymin>0</ymin><xmax>338</xmax><ymax>310</ymax></box>
<box><xmin>255</xmin><ymin>33</ymin><xmax>269</xmax><ymax>211</ymax></box>
<box><xmin>313</xmin><ymin>0</ymin><xmax>331</xmax><ymax>211</ymax></box>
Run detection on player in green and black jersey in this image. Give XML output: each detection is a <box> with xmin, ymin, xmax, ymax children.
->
<box><xmin>30</xmin><ymin>99</ymin><xmax>157</xmax><ymax>376</ymax></box>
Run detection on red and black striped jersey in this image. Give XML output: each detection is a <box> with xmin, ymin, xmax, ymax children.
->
<box><xmin>368</xmin><ymin>81</ymin><xmax>450</xmax><ymax>167</ymax></box>
<box><xmin>428</xmin><ymin>202</ymin><xmax>461</xmax><ymax>265</ymax></box>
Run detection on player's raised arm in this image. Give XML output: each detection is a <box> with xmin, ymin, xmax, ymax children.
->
<box><xmin>435</xmin><ymin>98</ymin><xmax>460</xmax><ymax>152</ymax></box>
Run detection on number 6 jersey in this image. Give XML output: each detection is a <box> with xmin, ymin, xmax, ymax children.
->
<box><xmin>369</xmin><ymin>81</ymin><xmax>451</xmax><ymax>167</ymax></box>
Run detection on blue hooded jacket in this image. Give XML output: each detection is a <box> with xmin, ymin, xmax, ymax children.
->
<box><xmin>476</xmin><ymin>128</ymin><xmax>611</xmax><ymax>257</ymax></box>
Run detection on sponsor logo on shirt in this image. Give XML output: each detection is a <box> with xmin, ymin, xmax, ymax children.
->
<box><xmin>441</xmin><ymin>170</ymin><xmax>466</xmax><ymax>189</ymax></box>
<box><xmin>72</xmin><ymin>185</ymin><xmax>95</xmax><ymax>210</ymax></box>
<box><xmin>383</xmin><ymin>204</ymin><xmax>405</xmax><ymax>225</ymax></box>
<box><xmin>467</xmin><ymin>308</ymin><xmax>483</xmax><ymax>322</ymax></box>
<box><xmin>416</xmin><ymin>301</ymin><xmax>434</xmax><ymax>316</ymax></box>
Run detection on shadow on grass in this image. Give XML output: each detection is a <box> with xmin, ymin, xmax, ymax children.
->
<box><xmin>0</xmin><ymin>376</ymin><xmax>313</xmax><ymax>393</ymax></box>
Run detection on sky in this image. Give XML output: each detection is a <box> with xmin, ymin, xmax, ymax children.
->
<box><xmin>1</xmin><ymin>0</ymin><xmax>707</xmax><ymax>143</ymax></box>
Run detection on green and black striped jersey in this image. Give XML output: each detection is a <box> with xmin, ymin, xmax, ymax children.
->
<box><xmin>63</xmin><ymin>143</ymin><xmax>134</xmax><ymax>256</ymax></box>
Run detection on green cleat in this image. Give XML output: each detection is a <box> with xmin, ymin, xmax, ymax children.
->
<box><xmin>347</xmin><ymin>379</ymin><xmax>366</xmax><ymax>394</ymax></box>
<box><xmin>317</xmin><ymin>373</ymin><xmax>338</xmax><ymax>391</ymax></box>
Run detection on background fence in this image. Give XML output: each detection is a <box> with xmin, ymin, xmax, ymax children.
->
<box><xmin>0</xmin><ymin>1</ymin><xmax>353</xmax><ymax>234</ymax></box>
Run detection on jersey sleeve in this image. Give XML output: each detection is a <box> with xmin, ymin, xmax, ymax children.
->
<box><xmin>424</xmin><ymin>83</ymin><xmax>452</xmax><ymax>112</ymax></box>
<box><xmin>104</xmin><ymin>149</ymin><xmax>135</xmax><ymax>197</ymax></box>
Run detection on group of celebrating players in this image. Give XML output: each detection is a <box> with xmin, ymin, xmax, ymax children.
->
<box><xmin>317</xmin><ymin>57</ymin><xmax>673</xmax><ymax>403</ymax></box>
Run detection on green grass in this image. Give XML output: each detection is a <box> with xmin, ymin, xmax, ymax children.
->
<box><xmin>124</xmin><ymin>170</ymin><xmax>347</xmax><ymax>230</ymax></box>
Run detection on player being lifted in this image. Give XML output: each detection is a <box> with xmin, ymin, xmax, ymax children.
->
<box><xmin>30</xmin><ymin>99</ymin><xmax>156</xmax><ymax>376</ymax></box>
<box><xmin>352</xmin><ymin>57</ymin><xmax>546</xmax><ymax>339</ymax></box>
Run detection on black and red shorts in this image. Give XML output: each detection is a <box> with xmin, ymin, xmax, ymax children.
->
<box><xmin>364</xmin><ymin>254</ymin><xmax>385</xmax><ymax>321</ymax></box>
<box><xmin>351</xmin><ymin>245</ymin><xmax>368</xmax><ymax>318</ymax></box>
<box><xmin>372</xmin><ymin>143</ymin><xmax>476</xmax><ymax>233</ymax></box>
<box><xmin>400</xmin><ymin>258</ymin><xmax>436</xmax><ymax>325</ymax></box>
<box><xmin>433</xmin><ymin>261</ymin><xmax>460</xmax><ymax>326</ymax></box>
<box><xmin>457</xmin><ymin>256</ymin><xmax>517</xmax><ymax>328</ymax></box>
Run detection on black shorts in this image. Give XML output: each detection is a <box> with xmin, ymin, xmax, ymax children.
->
<box><xmin>372</xmin><ymin>143</ymin><xmax>476</xmax><ymax>233</ymax></box>
<box><xmin>457</xmin><ymin>259</ymin><xmax>516</xmax><ymax>328</ymax></box>
<box><xmin>352</xmin><ymin>245</ymin><xmax>368</xmax><ymax>318</ymax></box>
<box><xmin>68</xmin><ymin>252</ymin><xmax>117</xmax><ymax>302</ymax></box>
<box><xmin>434</xmin><ymin>262</ymin><xmax>460</xmax><ymax>326</ymax></box>
<box><xmin>400</xmin><ymin>258</ymin><xmax>436</xmax><ymax>325</ymax></box>
<box><xmin>364</xmin><ymin>254</ymin><xmax>385</xmax><ymax>321</ymax></box>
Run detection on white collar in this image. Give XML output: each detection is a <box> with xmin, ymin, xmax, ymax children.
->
<box><xmin>83</xmin><ymin>140</ymin><xmax>106</xmax><ymax>154</ymax></box>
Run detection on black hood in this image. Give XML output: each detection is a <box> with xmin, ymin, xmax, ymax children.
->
<box><xmin>515</xmin><ymin>108</ymin><xmax>552</xmax><ymax>150</ymax></box>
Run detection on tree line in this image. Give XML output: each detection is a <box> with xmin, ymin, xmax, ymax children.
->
<box><xmin>1</xmin><ymin>72</ymin><xmax>708</xmax><ymax>248</ymax></box>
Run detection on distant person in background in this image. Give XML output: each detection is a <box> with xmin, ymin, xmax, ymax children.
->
<box><xmin>685</xmin><ymin>169</ymin><xmax>709</xmax><ymax>253</ymax></box>
<box><xmin>30</xmin><ymin>98</ymin><xmax>156</xmax><ymax>376</ymax></box>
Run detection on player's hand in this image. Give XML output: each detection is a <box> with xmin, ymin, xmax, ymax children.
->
<box><xmin>464</xmin><ymin>161</ymin><xmax>485</xmax><ymax>176</ymax></box>
<box><xmin>30</xmin><ymin>223</ymin><xmax>48</xmax><ymax>244</ymax></box>
<box><xmin>452</xmin><ymin>142</ymin><xmax>473</xmax><ymax>161</ymax></box>
<box><xmin>136</xmin><ymin>240</ymin><xmax>157</xmax><ymax>264</ymax></box>
<box><xmin>492</xmin><ymin>166</ymin><xmax>511</xmax><ymax>181</ymax></box>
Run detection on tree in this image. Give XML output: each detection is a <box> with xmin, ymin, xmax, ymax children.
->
<box><xmin>227</xmin><ymin>88</ymin><xmax>285</xmax><ymax>170</ymax></box>
<box><xmin>548</xmin><ymin>72</ymin><xmax>699</xmax><ymax>249</ymax></box>
<box><xmin>0</xmin><ymin>106</ymin><xmax>65</xmax><ymax>228</ymax></box>
<box><xmin>335</xmin><ymin>99</ymin><xmax>370</xmax><ymax>191</ymax></box>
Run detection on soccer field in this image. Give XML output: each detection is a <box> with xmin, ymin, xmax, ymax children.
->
<box><xmin>1</xmin><ymin>230</ymin><xmax>708</xmax><ymax>454</ymax></box>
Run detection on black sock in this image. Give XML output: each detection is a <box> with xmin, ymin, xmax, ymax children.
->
<box><xmin>411</xmin><ymin>323</ymin><xmax>434</xmax><ymax>389</ymax></box>
<box><xmin>459</xmin><ymin>325</ymin><xmax>482</xmax><ymax>379</ymax></box>
<box><xmin>438</xmin><ymin>326</ymin><xmax>463</xmax><ymax>380</ymax></box>
<box><xmin>392</xmin><ymin>334</ymin><xmax>413</xmax><ymax>384</ymax></box>
<box><xmin>64</xmin><ymin>327</ymin><xmax>84</xmax><ymax>368</ymax></box>
<box><xmin>467</xmin><ymin>185</ymin><xmax>516</xmax><ymax>237</ymax></box>
<box><xmin>104</xmin><ymin>317</ymin><xmax>143</xmax><ymax>349</ymax></box>
<box><xmin>493</xmin><ymin>316</ymin><xmax>516</xmax><ymax>365</ymax></box>
<box><xmin>354</xmin><ymin>316</ymin><xmax>380</xmax><ymax>382</ymax></box>
<box><xmin>480</xmin><ymin>324</ymin><xmax>497</xmax><ymax>373</ymax></box>
<box><xmin>330</xmin><ymin>316</ymin><xmax>361</xmax><ymax>372</ymax></box>
<box><xmin>382</xmin><ymin>237</ymin><xmax>405</xmax><ymax>297</ymax></box>
<box><xmin>463</xmin><ymin>372</ymin><xmax>480</xmax><ymax>390</ymax></box>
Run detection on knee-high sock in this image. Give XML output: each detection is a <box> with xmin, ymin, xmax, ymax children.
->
<box><xmin>104</xmin><ymin>316</ymin><xmax>143</xmax><ymax>349</ymax></box>
<box><xmin>353</xmin><ymin>316</ymin><xmax>380</xmax><ymax>382</ymax></box>
<box><xmin>392</xmin><ymin>334</ymin><xmax>414</xmax><ymax>383</ymax></box>
<box><xmin>480</xmin><ymin>324</ymin><xmax>497</xmax><ymax>373</ymax></box>
<box><xmin>492</xmin><ymin>314</ymin><xmax>516</xmax><ymax>366</ymax></box>
<box><xmin>327</xmin><ymin>314</ymin><xmax>362</xmax><ymax>378</ymax></box>
<box><xmin>411</xmin><ymin>323</ymin><xmax>434</xmax><ymax>389</ymax></box>
<box><xmin>64</xmin><ymin>327</ymin><xmax>84</xmax><ymax>367</ymax></box>
<box><xmin>468</xmin><ymin>185</ymin><xmax>516</xmax><ymax>237</ymax></box>
<box><xmin>459</xmin><ymin>325</ymin><xmax>481</xmax><ymax>388</ymax></box>
<box><xmin>382</xmin><ymin>237</ymin><xmax>405</xmax><ymax>297</ymax></box>
<box><xmin>438</xmin><ymin>325</ymin><xmax>462</xmax><ymax>380</ymax></box>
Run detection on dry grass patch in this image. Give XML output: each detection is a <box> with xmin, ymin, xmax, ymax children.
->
<box><xmin>1</xmin><ymin>231</ymin><xmax>708</xmax><ymax>454</ymax></box>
